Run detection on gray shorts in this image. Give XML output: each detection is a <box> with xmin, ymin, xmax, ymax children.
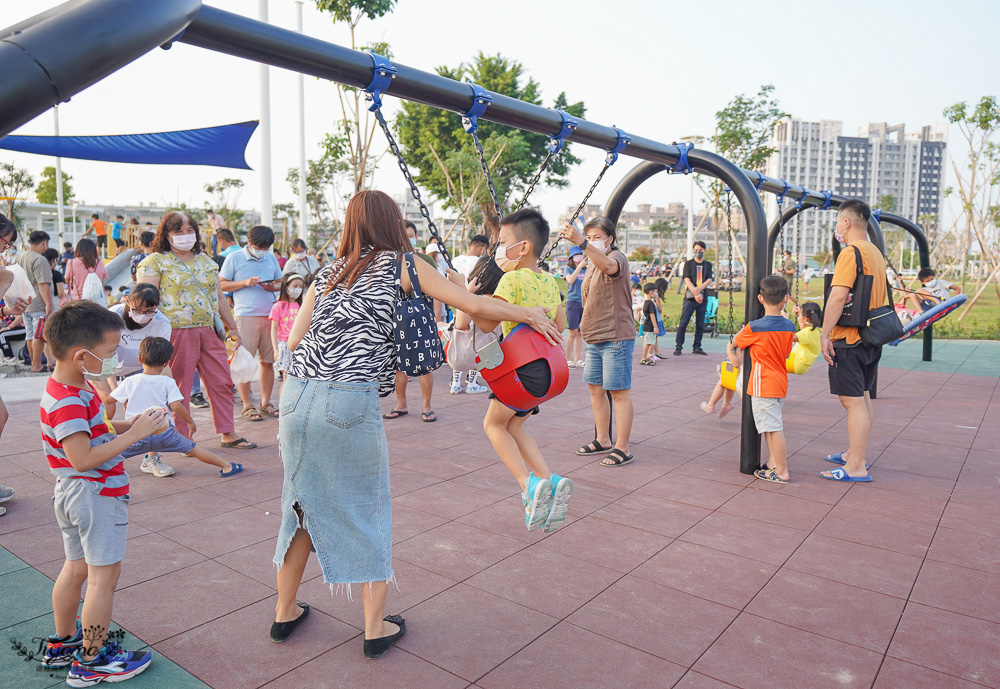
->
<box><xmin>53</xmin><ymin>478</ymin><xmax>129</xmax><ymax>566</ymax></box>
<box><xmin>751</xmin><ymin>396</ymin><xmax>784</xmax><ymax>433</ymax></box>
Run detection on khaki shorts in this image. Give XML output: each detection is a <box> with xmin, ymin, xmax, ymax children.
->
<box><xmin>236</xmin><ymin>315</ymin><xmax>275</xmax><ymax>363</ymax></box>
<box><xmin>751</xmin><ymin>396</ymin><xmax>784</xmax><ymax>433</ymax></box>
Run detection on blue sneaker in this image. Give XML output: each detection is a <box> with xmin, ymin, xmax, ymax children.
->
<box><xmin>542</xmin><ymin>473</ymin><xmax>574</xmax><ymax>533</ymax></box>
<box><xmin>41</xmin><ymin>621</ymin><xmax>82</xmax><ymax>668</ymax></box>
<box><xmin>66</xmin><ymin>642</ymin><xmax>152</xmax><ymax>687</ymax></box>
<box><xmin>522</xmin><ymin>473</ymin><xmax>552</xmax><ymax>532</ymax></box>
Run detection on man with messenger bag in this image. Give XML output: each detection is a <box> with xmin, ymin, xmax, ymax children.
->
<box><xmin>819</xmin><ymin>199</ymin><xmax>903</xmax><ymax>483</ymax></box>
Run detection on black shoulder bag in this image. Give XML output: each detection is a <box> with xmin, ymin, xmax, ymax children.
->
<box><xmin>824</xmin><ymin>245</ymin><xmax>903</xmax><ymax>347</ymax></box>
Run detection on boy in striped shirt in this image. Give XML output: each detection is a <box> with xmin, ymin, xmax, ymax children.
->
<box><xmin>39</xmin><ymin>301</ymin><xmax>166</xmax><ymax>686</ymax></box>
<box><xmin>732</xmin><ymin>276</ymin><xmax>796</xmax><ymax>483</ymax></box>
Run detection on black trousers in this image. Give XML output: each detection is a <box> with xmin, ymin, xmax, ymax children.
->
<box><xmin>675</xmin><ymin>298</ymin><xmax>707</xmax><ymax>350</ymax></box>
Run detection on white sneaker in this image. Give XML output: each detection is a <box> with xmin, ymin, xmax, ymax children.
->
<box><xmin>465</xmin><ymin>383</ymin><xmax>489</xmax><ymax>394</ymax></box>
<box><xmin>576</xmin><ymin>360</ymin><xmax>586</xmax><ymax>367</ymax></box>
<box><xmin>0</xmin><ymin>485</ymin><xmax>15</xmax><ymax>503</ymax></box>
<box><xmin>140</xmin><ymin>454</ymin><xmax>175</xmax><ymax>478</ymax></box>
<box><xmin>449</xmin><ymin>383</ymin><xmax>464</xmax><ymax>395</ymax></box>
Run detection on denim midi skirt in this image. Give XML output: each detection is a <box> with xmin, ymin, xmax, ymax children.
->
<box><xmin>274</xmin><ymin>377</ymin><xmax>393</xmax><ymax>587</ymax></box>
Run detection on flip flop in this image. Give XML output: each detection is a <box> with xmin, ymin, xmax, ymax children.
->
<box><xmin>577</xmin><ymin>440</ymin><xmax>611</xmax><ymax>456</ymax></box>
<box><xmin>754</xmin><ymin>468</ymin><xmax>788</xmax><ymax>484</ymax></box>
<box><xmin>421</xmin><ymin>411</ymin><xmax>437</xmax><ymax>423</ymax></box>
<box><xmin>382</xmin><ymin>409</ymin><xmax>408</xmax><ymax>420</ymax></box>
<box><xmin>824</xmin><ymin>454</ymin><xmax>869</xmax><ymax>470</ymax></box>
<box><xmin>219</xmin><ymin>462</ymin><xmax>244</xmax><ymax>477</ymax></box>
<box><xmin>601</xmin><ymin>449</ymin><xmax>634</xmax><ymax>467</ymax></box>
<box><xmin>819</xmin><ymin>468</ymin><xmax>873</xmax><ymax>482</ymax></box>
<box><xmin>220</xmin><ymin>437</ymin><xmax>257</xmax><ymax>449</ymax></box>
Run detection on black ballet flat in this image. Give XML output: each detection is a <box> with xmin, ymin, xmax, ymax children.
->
<box><xmin>363</xmin><ymin>614</ymin><xmax>406</xmax><ymax>659</ymax></box>
<box><xmin>270</xmin><ymin>602</ymin><xmax>309</xmax><ymax>643</ymax></box>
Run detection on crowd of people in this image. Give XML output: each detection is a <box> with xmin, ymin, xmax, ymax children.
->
<box><xmin>0</xmin><ymin>193</ymin><xmax>903</xmax><ymax>683</ymax></box>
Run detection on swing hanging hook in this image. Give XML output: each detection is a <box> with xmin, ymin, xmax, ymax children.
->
<box><xmin>462</xmin><ymin>82</ymin><xmax>493</xmax><ymax>134</ymax></box>
<box><xmin>363</xmin><ymin>50</ymin><xmax>397</xmax><ymax>112</ymax></box>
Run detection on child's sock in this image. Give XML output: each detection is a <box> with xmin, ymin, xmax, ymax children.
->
<box><xmin>451</xmin><ymin>369</ymin><xmax>462</xmax><ymax>386</ymax></box>
<box><xmin>466</xmin><ymin>370</ymin><xmax>479</xmax><ymax>386</ymax></box>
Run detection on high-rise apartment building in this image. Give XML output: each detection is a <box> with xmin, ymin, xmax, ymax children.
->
<box><xmin>765</xmin><ymin>119</ymin><xmax>947</xmax><ymax>260</ymax></box>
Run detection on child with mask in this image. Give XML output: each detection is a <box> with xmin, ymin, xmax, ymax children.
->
<box><xmin>270</xmin><ymin>273</ymin><xmax>305</xmax><ymax>395</ymax></box>
<box><xmin>907</xmin><ymin>267</ymin><xmax>962</xmax><ymax>312</ymax></box>
<box><xmin>476</xmin><ymin>209</ymin><xmax>573</xmax><ymax>533</ymax></box>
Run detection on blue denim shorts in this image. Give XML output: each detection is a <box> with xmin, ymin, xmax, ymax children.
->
<box><xmin>582</xmin><ymin>339</ymin><xmax>635</xmax><ymax>390</ymax></box>
<box><xmin>274</xmin><ymin>376</ymin><xmax>393</xmax><ymax>587</ymax></box>
<box><xmin>23</xmin><ymin>311</ymin><xmax>44</xmax><ymax>341</ymax></box>
<box><xmin>122</xmin><ymin>426</ymin><xmax>195</xmax><ymax>459</ymax></box>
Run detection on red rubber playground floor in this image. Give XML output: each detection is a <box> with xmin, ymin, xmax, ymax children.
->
<box><xmin>1</xmin><ymin>337</ymin><xmax>999</xmax><ymax>689</ymax></box>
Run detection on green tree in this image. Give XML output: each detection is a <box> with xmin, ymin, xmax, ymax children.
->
<box><xmin>649</xmin><ymin>219</ymin><xmax>680</xmax><ymax>264</ymax></box>
<box><xmin>204</xmin><ymin>179</ymin><xmax>246</xmax><ymax>234</ymax></box>
<box><xmin>696</xmin><ymin>85</ymin><xmax>790</xmax><ymax>261</ymax></box>
<box><xmin>876</xmin><ymin>194</ymin><xmax>897</xmax><ymax>213</ymax></box>
<box><xmin>0</xmin><ymin>162</ymin><xmax>34</xmax><ymax>226</ymax></box>
<box><xmin>35</xmin><ymin>166</ymin><xmax>74</xmax><ymax>205</ymax></box>
<box><xmin>630</xmin><ymin>246</ymin><xmax>654</xmax><ymax>263</ymax></box>
<box><xmin>314</xmin><ymin>1</ymin><xmax>397</xmax><ymax>194</ymax></box>
<box><xmin>396</xmin><ymin>52</ymin><xmax>586</xmax><ymax>240</ymax></box>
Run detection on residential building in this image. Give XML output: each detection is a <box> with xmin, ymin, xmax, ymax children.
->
<box><xmin>765</xmin><ymin>118</ymin><xmax>948</xmax><ymax>261</ymax></box>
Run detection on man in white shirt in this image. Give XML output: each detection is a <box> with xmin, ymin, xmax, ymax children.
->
<box><xmin>450</xmin><ymin>234</ymin><xmax>489</xmax><ymax>278</ymax></box>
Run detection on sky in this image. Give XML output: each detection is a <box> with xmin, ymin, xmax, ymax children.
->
<box><xmin>2</xmin><ymin>0</ymin><xmax>997</xmax><ymax>233</ymax></box>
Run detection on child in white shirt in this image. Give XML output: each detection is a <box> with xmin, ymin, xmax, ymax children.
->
<box><xmin>109</xmin><ymin>337</ymin><xmax>244</xmax><ymax>478</ymax></box>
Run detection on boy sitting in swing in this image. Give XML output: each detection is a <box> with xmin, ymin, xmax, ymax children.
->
<box><xmin>475</xmin><ymin>209</ymin><xmax>572</xmax><ymax>533</ymax></box>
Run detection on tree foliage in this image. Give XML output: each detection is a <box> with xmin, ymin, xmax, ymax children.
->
<box><xmin>204</xmin><ymin>178</ymin><xmax>246</xmax><ymax>234</ymax></box>
<box><xmin>630</xmin><ymin>246</ymin><xmax>654</xmax><ymax>263</ymax></box>
<box><xmin>396</xmin><ymin>52</ymin><xmax>586</xmax><ymax>239</ymax></box>
<box><xmin>315</xmin><ymin>0</ymin><xmax>395</xmax><ymax>23</ymax></box>
<box><xmin>35</xmin><ymin>166</ymin><xmax>74</xmax><ymax>205</ymax></box>
<box><xmin>0</xmin><ymin>162</ymin><xmax>34</xmax><ymax>225</ymax></box>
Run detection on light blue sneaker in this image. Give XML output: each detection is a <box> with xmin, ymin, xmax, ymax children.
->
<box><xmin>543</xmin><ymin>473</ymin><xmax>574</xmax><ymax>532</ymax></box>
<box><xmin>522</xmin><ymin>473</ymin><xmax>552</xmax><ymax>532</ymax></box>
<box><xmin>66</xmin><ymin>642</ymin><xmax>152</xmax><ymax>687</ymax></box>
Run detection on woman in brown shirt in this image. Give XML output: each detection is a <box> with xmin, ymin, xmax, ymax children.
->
<box><xmin>560</xmin><ymin>217</ymin><xmax>636</xmax><ymax>466</ymax></box>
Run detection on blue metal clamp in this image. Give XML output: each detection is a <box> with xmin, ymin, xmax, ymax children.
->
<box><xmin>819</xmin><ymin>190</ymin><xmax>833</xmax><ymax>210</ymax></box>
<box><xmin>547</xmin><ymin>110</ymin><xmax>578</xmax><ymax>154</ymax></box>
<box><xmin>364</xmin><ymin>50</ymin><xmax>397</xmax><ymax>112</ymax></box>
<box><xmin>462</xmin><ymin>82</ymin><xmax>493</xmax><ymax>134</ymax></box>
<box><xmin>775</xmin><ymin>179</ymin><xmax>790</xmax><ymax>206</ymax></box>
<box><xmin>794</xmin><ymin>190</ymin><xmax>808</xmax><ymax>209</ymax></box>
<box><xmin>605</xmin><ymin>126</ymin><xmax>631</xmax><ymax>165</ymax></box>
<box><xmin>753</xmin><ymin>175</ymin><xmax>768</xmax><ymax>192</ymax></box>
<box><xmin>873</xmin><ymin>209</ymin><xmax>882</xmax><ymax>224</ymax></box>
<box><xmin>667</xmin><ymin>142</ymin><xmax>695</xmax><ymax>175</ymax></box>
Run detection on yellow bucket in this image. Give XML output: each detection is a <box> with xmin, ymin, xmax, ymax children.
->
<box><xmin>720</xmin><ymin>361</ymin><xmax>739</xmax><ymax>391</ymax></box>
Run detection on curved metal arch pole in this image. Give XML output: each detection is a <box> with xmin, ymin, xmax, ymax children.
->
<box><xmin>604</xmin><ymin>155</ymin><xmax>767</xmax><ymax>476</ymax></box>
<box><xmin>768</xmin><ymin>201</ymin><xmax>886</xmax><ymax>265</ymax></box>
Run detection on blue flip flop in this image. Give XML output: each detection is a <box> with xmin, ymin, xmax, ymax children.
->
<box><xmin>219</xmin><ymin>462</ymin><xmax>244</xmax><ymax>478</ymax></box>
<box><xmin>824</xmin><ymin>454</ymin><xmax>869</xmax><ymax>470</ymax></box>
<box><xmin>819</xmin><ymin>467</ymin><xmax>872</xmax><ymax>482</ymax></box>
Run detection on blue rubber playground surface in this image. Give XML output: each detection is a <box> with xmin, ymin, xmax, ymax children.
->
<box><xmin>2</xmin><ymin>337</ymin><xmax>999</xmax><ymax>689</ymax></box>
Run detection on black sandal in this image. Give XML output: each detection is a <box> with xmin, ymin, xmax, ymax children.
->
<box><xmin>576</xmin><ymin>440</ymin><xmax>611</xmax><ymax>456</ymax></box>
<box><xmin>270</xmin><ymin>602</ymin><xmax>309</xmax><ymax>643</ymax></box>
<box><xmin>601</xmin><ymin>449</ymin><xmax>634</xmax><ymax>467</ymax></box>
<box><xmin>363</xmin><ymin>615</ymin><xmax>406</xmax><ymax>659</ymax></box>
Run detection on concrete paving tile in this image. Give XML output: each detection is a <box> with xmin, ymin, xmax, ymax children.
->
<box><xmin>814</xmin><ymin>505</ymin><xmax>937</xmax><ymax>558</ymax></box>
<box><xmin>537</xmin><ymin>516</ymin><xmax>671</xmax><ymax>573</ymax></box>
<box><xmin>126</xmin><ymin>488</ymin><xmax>246</xmax><ymax>532</ymax></box>
<box><xmin>927</xmin><ymin>526</ymin><xmax>1000</xmax><ymax>574</ymax></box>
<box><xmin>392</xmin><ymin>521</ymin><xmax>524</xmax><ymax>581</ymax></box>
<box><xmin>716</xmin><ymin>486</ymin><xmax>832</xmax><ymax>530</ymax></box>
<box><xmin>784</xmin><ymin>534</ymin><xmax>922</xmax><ymax>599</ymax></box>
<box><xmin>591</xmin><ymin>492</ymin><xmax>710</xmax><ymax>538</ymax></box>
<box><xmin>679</xmin><ymin>512</ymin><xmax>809</xmax><ymax>566</ymax></box>
<box><xmin>910</xmin><ymin>559</ymin><xmax>1000</xmax><ymax>624</ymax></box>
<box><xmin>637</xmin><ymin>472</ymin><xmax>745</xmax><ymax>510</ymax></box>
<box><xmin>156</xmin><ymin>505</ymin><xmax>277</xmax><ymax>558</ymax></box>
<box><xmin>394</xmin><ymin>481</ymin><xmax>506</xmax><ymax>520</ymax></box>
<box><xmin>835</xmin><ymin>485</ymin><xmax>948</xmax><ymax>526</ymax></box>
<box><xmin>873</xmin><ymin>657</ymin><xmax>984</xmax><ymax>689</ymax></box>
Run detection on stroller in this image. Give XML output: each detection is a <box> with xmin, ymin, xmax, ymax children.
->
<box><xmin>704</xmin><ymin>292</ymin><xmax>720</xmax><ymax>339</ymax></box>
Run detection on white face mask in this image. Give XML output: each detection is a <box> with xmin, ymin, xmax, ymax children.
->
<box><xmin>80</xmin><ymin>350</ymin><xmax>119</xmax><ymax>380</ymax></box>
<box><xmin>130</xmin><ymin>311</ymin><xmax>154</xmax><ymax>325</ymax></box>
<box><xmin>409</xmin><ymin>237</ymin><xmax>418</xmax><ymax>248</ymax></box>
<box><xmin>495</xmin><ymin>241</ymin><xmax>526</xmax><ymax>273</ymax></box>
<box><xmin>287</xmin><ymin>287</ymin><xmax>303</xmax><ymax>299</ymax></box>
<box><xmin>588</xmin><ymin>239</ymin><xmax>607</xmax><ymax>253</ymax></box>
<box><xmin>168</xmin><ymin>234</ymin><xmax>197</xmax><ymax>251</ymax></box>
<box><xmin>293</xmin><ymin>252</ymin><xmax>307</xmax><ymax>260</ymax></box>
<box><xmin>250</xmin><ymin>246</ymin><xmax>271</xmax><ymax>258</ymax></box>
<box><xmin>924</xmin><ymin>279</ymin><xmax>937</xmax><ymax>289</ymax></box>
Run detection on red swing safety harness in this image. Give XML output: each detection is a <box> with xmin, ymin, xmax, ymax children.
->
<box><xmin>475</xmin><ymin>324</ymin><xmax>570</xmax><ymax>412</ymax></box>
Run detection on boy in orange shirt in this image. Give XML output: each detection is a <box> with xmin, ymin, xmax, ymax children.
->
<box><xmin>732</xmin><ymin>276</ymin><xmax>796</xmax><ymax>483</ymax></box>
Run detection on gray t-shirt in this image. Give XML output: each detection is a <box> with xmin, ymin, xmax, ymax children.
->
<box><xmin>17</xmin><ymin>250</ymin><xmax>52</xmax><ymax>314</ymax></box>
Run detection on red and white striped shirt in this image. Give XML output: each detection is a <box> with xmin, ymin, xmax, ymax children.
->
<box><xmin>40</xmin><ymin>379</ymin><xmax>129</xmax><ymax>498</ymax></box>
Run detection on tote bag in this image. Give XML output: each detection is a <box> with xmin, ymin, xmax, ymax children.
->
<box><xmin>394</xmin><ymin>253</ymin><xmax>444</xmax><ymax>376</ymax></box>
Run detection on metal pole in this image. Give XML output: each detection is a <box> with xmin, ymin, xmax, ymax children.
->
<box><xmin>295</xmin><ymin>1</ymin><xmax>307</xmax><ymax>242</ymax></box>
<box><xmin>53</xmin><ymin>106</ymin><xmax>65</xmax><ymax>243</ymax></box>
<box><xmin>258</xmin><ymin>0</ymin><xmax>273</xmax><ymax>229</ymax></box>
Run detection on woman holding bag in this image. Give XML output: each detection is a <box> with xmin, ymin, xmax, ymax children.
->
<box><xmin>271</xmin><ymin>191</ymin><xmax>560</xmax><ymax>656</ymax></box>
<box><xmin>135</xmin><ymin>211</ymin><xmax>256</xmax><ymax>450</ymax></box>
<box><xmin>64</xmin><ymin>238</ymin><xmax>108</xmax><ymax>301</ymax></box>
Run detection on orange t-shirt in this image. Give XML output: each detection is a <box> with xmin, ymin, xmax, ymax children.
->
<box><xmin>91</xmin><ymin>219</ymin><xmax>107</xmax><ymax>237</ymax></box>
<box><xmin>733</xmin><ymin>315</ymin><xmax>796</xmax><ymax>398</ymax></box>
<box><xmin>830</xmin><ymin>241</ymin><xmax>887</xmax><ymax>345</ymax></box>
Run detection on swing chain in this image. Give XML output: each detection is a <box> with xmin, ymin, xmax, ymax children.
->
<box><xmin>725</xmin><ymin>191</ymin><xmax>736</xmax><ymax>338</ymax></box>
<box><xmin>462</xmin><ymin>82</ymin><xmax>505</xmax><ymax>225</ymax></box>
<box><xmin>538</xmin><ymin>127</ymin><xmax>631</xmax><ymax>265</ymax></box>
<box><xmin>363</xmin><ymin>55</ymin><xmax>454</xmax><ymax>269</ymax></box>
<box><xmin>469</xmin><ymin>127</ymin><xmax>505</xmax><ymax>224</ymax></box>
<box><xmin>513</xmin><ymin>148</ymin><xmax>554</xmax><ymax>212</ymax></box>
<box><xmin>514</xmin><ymin>110</ymin><xmax>579</xmax><ymax>212</ymax></box>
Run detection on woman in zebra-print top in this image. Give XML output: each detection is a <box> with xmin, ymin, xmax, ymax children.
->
<box><xmin>271</xmin><ymin>190</ymin><xmax>561</xmax><ymax>656</ymax></box>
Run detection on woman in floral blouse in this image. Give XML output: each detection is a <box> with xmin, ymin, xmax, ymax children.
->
<box><xmin>136</xmin><ymin>212</ymin><xmax>256</xmax><ymax>449</ymax></box>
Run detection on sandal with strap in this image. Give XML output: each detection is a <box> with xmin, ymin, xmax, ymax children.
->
<box><xmin>220</xmin><ymin>437</ymin><xmax>258</xmax><ymax>449</ymax></box>
<box><xmin>241</xmin><ymin>406</ymin><xmax>263</xmax><ymax>422</ymax></box>
<box><xmin>577</xmin><ymin>440</ymin><xmax>611</xmax><ymax>456</ymax></box>
<box><xmin>601</xmin><ymin>449</ymin><xmax>634</xmax><ymax>467</ymax></box>
<box><xmin>259</xmin><ymin>404</ymin><xmax>279</xmax><ymax>417</ymax></box>
<box><xmin>219</xmin><ymin>462</ymin><xmax>244</xmax><ymax>477</ymax></box>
